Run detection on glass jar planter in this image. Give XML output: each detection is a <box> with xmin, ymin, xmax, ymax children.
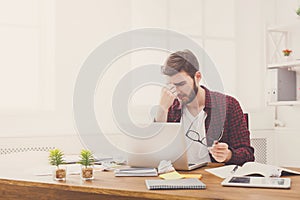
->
<box><xmin>52</xmin><ymin>165</ymin><xmax>67</xmax><ymax>181</ymax></box>
<box><xmin>80</xmin><ymin>165</ymin><xmax>94</xmax><ymax>181</ymax></box>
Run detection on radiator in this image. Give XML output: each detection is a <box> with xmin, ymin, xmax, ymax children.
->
<box><xmin>0</xmin><ymin>146</ymin><xmax>55</xmax><ymax>155</ymax></box>
<box><xmin>251</xmin><ymin>138</ymin><xmax>267</xmax><ymax>164</ymax></box>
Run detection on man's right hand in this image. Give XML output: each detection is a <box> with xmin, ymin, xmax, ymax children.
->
<box><xmin>155</xmin><ymin>84</ymin><xmax>177</xmax><ymax>122</ymax></box>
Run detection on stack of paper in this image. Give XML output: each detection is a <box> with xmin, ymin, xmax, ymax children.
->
<box><xmin>159</xmin><ymin>171</ymin><xmax>183</xmax><ymax>180</ymax></box>
<box><xmin>159</xmin><ymin>171</ymin><xmax>203</xmax><ymax>180</ymax></box>
<box><xmin>114</xmin><ymin>168</ymin><xmax>158</xmax><ymax>177</ymax></box>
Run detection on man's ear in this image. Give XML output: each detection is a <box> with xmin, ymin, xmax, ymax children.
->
<box><xmin>194</xmin><ymin>71</ymin><xmax>202</xmax><ymax>83</ymax></box>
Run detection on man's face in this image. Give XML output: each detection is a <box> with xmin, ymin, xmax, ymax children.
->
<box><xmin>167</xmin><ymin>71</ymin><xmax>198</xmax><ymax>105</ymax></box>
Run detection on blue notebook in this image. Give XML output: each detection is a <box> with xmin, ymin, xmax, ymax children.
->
<box><xmin>145</xmin><ymin>178</ymin><xmax>206</xmax><ymax>190</ymax></box>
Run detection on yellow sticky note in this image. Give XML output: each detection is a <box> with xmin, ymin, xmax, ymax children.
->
<box><xmin>159</xmin><ymin>171</ymin><xmax>183</xmax><ymax>180</ymax></box>
<box><xmin>180</xmin><ymin>174</ymin><xmax>202</xmax><ymax>179</ymax></box>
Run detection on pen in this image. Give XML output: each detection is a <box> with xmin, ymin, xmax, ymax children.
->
<box><xmin>231</xmin><ymin>165</ymin><xmax>239</xmax><ymax>174</ymax></box>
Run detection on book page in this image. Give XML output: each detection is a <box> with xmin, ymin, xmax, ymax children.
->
<box><xmin>279</xmin><ymin>167</ymin><xmax>300</xmax><ymax>175</ymax></box>
<box><xmin>205</xmin><ymin>165</ymin><xmax>238</xmax><ymax>178</ymax></box>
<box><xmin>241</xmin><ymin>163</ymin><xmax>300</xmax><ymax>176</ymax></box>
<box><xmin>206</xmin><ymin>162</ymin><xmax>300</xmax><ymax>178</ymax></box>
<box><xmin>234</xmin><ymin>162</ymin><xmax>281</xmax><ymax>177</ymax></box>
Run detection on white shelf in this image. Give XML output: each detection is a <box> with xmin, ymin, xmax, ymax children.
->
<box><xmin>267</xmin><ymin>23</ymin><xmax>300</xmax><ymax>32</ymax></box>
<box><xmin>267</xmin><ymin>60</ymin><xmax>300</xmax><ymax>69</ymax></box>
<box><xmin>266</xmin><ymin>23</ymin><xmax>300</xmax><ymax>108</ymax></box>
<box><xmin>267</xmin><ymin>101</ymin><xmax>300</xmax><ymax>106</ymax></box>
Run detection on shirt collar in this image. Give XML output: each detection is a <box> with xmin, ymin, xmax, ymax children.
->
<box><xmin>201</xmin><ymin>85</ymin><xmax>214</xmax><ymax>113</ymax></box>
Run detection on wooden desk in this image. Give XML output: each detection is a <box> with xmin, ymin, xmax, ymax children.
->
<box><xmin>0</xmin><ymin>163</ymin><xmax>299</xmax><ymax>200</ymax></box>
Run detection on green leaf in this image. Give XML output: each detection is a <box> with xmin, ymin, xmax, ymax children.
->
<box><xmin>78</xmin><ymin>149</ymin><xmax>95</xmax><ymax>167</ymax></box>
<box><xmin>49</xmin><ymin>149</ymin><xmax>65</xmax><ymax>166</ymax></box>
<box><xmin>297</xmin><ymin>7</ymin><xmax>300</xmax><ymax>16</ymax></box>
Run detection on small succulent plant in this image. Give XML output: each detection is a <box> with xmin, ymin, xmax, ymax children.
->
<box><xmin>297</xmin><ymin>7</ymin><xmax>300</xmax><ymax>16</ymax></box>
<box><xmin>49</xmin><ymin>149</ymin><xmax>65</xmax><ymax>168</ymax></box>
<box><xmin>49</xmin><ymin>149</ymin><xmax>66</xmax><ymax>180</ymax></box>
<box><xmin>78</xmin><ymin>149</ymin><xmax>94</xmax><ymax>168</ymax></box>
<box><xmin>78</xmin><ymin>149</ymin><xmax>95</xmax><ymax>180</ymax></box>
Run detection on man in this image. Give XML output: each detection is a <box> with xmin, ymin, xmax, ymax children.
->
<box><xmin>155</xmin><ymin>49</ymin><xmax>254</xmax><ymax>166</ymax></box>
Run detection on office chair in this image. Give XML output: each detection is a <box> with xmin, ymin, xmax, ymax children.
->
<box><xmin>245</xmin><ymin>113</ymin><xmax>268</xmax><ymax>164</ymax></box>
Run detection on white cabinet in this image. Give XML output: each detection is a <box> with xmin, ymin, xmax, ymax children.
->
<box><xmin>266</xmin><ymin>23</ymin><xmax>300</xmax><ymax>106</ymax></box>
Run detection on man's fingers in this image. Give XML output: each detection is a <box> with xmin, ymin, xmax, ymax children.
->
<box><xmin>159</xmin><ymin>86</ymin><xmax>177</xmax><ymax>112</ymax></box>
<box><xmin>162</xmin><ymin>85</ymin><xmax>177</xmax><ymax>97</ymax></box>
<box><xmin>212</xmin><ymin>142</ymin><xmax>228</xmax><ymax>149</ymax></box>
<box><xmin>167</xmin><ymin>84</ymin><xmax>177</xmax><ymax>95</ymax></box>
<box><xmin>211</xmin><ymin>151</ymin><xmax>227</xmax><ymax>162</ymax></box>
<box><xmin>209</xmin><ymin>142</ymin><xmax>230</xmax><ymax>162</ymax></box>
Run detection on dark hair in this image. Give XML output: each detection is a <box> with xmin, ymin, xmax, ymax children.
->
<box><xmin>161</xmin><ymin>49</ymin><xmax>199</xmax><ymax>78</ymax></box>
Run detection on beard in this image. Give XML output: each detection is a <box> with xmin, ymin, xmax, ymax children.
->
<box><xmin>180</xmin><ymin>80</ymin><xmax>198</xmax><ymax>105</ymax></box>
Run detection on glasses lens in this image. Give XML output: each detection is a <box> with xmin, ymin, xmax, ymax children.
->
<box><xmin>186</xmin><ymin>130</ymin><xmax>200</xmax><ymax>141</ymax></box>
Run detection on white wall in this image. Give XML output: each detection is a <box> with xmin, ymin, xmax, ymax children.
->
<box><xmin>0</xmin><ymin>0</ymin><xmax>132</xmax><ymax>135</ymax></box>
<box><xmin>0</xmin><ymin>0</ymin><xmax>243</xmax><ymax>137</ymax></box>
<box><xmin>0</xmin><ymin>0</ymin><xmax>132</xmax><ymax>154</ymax></box>
<box><xmin>129</xmin><ymin>0</ymin><xmax>238</xmax><ymax>112</ymax></box>
<box><xmin>264</xmin><ymin>0</ymin><xmax>300</xmax><ymax>167</ymax></box>
<box><xmin>274</xmin><ymin>0</ymin><xmax>300</xmax><ymax>130</ymax></box>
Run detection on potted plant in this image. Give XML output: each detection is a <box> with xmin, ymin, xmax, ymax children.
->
<box><xmin>49</xmin><ymin>149</ymin><xmax>66</xmax><ymax>181</ymax></box>
<box><xmin>78</xmin><ymin>149</ymin><xmax>95</xmax><ymax>180</ymax></box>
<box><xmin>282</xmin><ymin>49</ymin><xmax>292</xmax><ymax>56</ymax></box>
<box><xmin>296</xmin><ymin>7</ymin><xmax>300</xmax><ymax>16</ymax></box>
<box><xmin>282</xmin><ymin>49</ymin><xmax>293</xmax><ymax>61</ymax></box>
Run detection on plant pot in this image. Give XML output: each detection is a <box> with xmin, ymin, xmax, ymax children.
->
<box><xmin>283</xmin><ymin>56</ymin><xmax>292</xmax><ymax>62</ymax></box>
<box><xmin>53</xmin><ymin>166</ymin><xmax>66</xmax><ymax>181</ymax></box>
<box><xmin>81</xmin><ymin>166</ymin><xmax>94</xmax><ymax>181</ymax></box>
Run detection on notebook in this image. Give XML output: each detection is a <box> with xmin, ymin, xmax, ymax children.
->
<box><xmin>145</xmin><ymin>178</ymin><xmax>206</xmax><ymax>190</ymax></box>
<box><xmin>114</xmin><ymin>168</ymin><xmax>158</xmax><ymax>177</ymax></box>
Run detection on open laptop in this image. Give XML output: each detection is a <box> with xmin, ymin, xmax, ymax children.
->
<box><xmin>126</xmin><ymin>123</ymin><xmax>207</xmax><ymax>171</ymax></box>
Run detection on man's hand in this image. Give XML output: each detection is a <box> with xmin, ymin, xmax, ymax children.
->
<box><xmin>208</xmin><ymin>141</ymin><xmax>232</xmax><ymax>163</ymax></box>
<box><xmin>159</xmin><ymin>84</ymin><xmax>177</xmax><ymax>111</ymax></box>
<box><xmin>155</xmin><ymin>84</ymin><xmax>177</xmax><ymax>122</ymax></box>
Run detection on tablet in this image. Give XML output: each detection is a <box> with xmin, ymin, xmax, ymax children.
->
<box><xmin>221</xmin><ymin>176</ymin><xmax>291</xmax><ymax>189</ymax></box>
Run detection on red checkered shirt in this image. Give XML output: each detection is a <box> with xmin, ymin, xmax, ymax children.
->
<box><xmin>167</xmin><ymin>86</ymin><xmax>255</xmax><ymax>165</ymax></box>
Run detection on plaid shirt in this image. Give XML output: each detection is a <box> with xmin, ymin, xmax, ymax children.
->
<box><xmin>167</xmin><ymin>86</ymin><xmax>255</xmax><ymax>166</ymax></box>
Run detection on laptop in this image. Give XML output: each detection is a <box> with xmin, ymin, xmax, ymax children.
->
<box><xmin>126</xmin><ymin>123</ymin><xmax>207</xmax><ymax>171</ymax></box>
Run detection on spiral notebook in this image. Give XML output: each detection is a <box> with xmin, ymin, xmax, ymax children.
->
<box><xmin>145</xmin><ymin>178</ymin><xmax>206</xmax><ymax>190</ymax></box>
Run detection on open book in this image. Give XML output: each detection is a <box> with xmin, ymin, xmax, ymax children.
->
<box><xmin>205</xmin><ymin>162</ymin><xmax>300</xmax><ymax>178</ymax></box>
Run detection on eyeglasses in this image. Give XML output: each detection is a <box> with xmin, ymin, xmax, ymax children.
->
<box><xmin>185</xmin><ymin>120</ymin><xmax>224</xmax><ymax>148</ymax></box>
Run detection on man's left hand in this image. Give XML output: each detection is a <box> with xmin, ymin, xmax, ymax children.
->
<box><xmin>208</xmin><ymin>141</ymin><xmax>232</xmax><ymax>163</ymax></box>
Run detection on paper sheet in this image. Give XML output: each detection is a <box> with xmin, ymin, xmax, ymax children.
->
<box><xmin>159</xmin><ymin>171</ymin><xmax>183</xmax><ymax>180</ymax></box>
